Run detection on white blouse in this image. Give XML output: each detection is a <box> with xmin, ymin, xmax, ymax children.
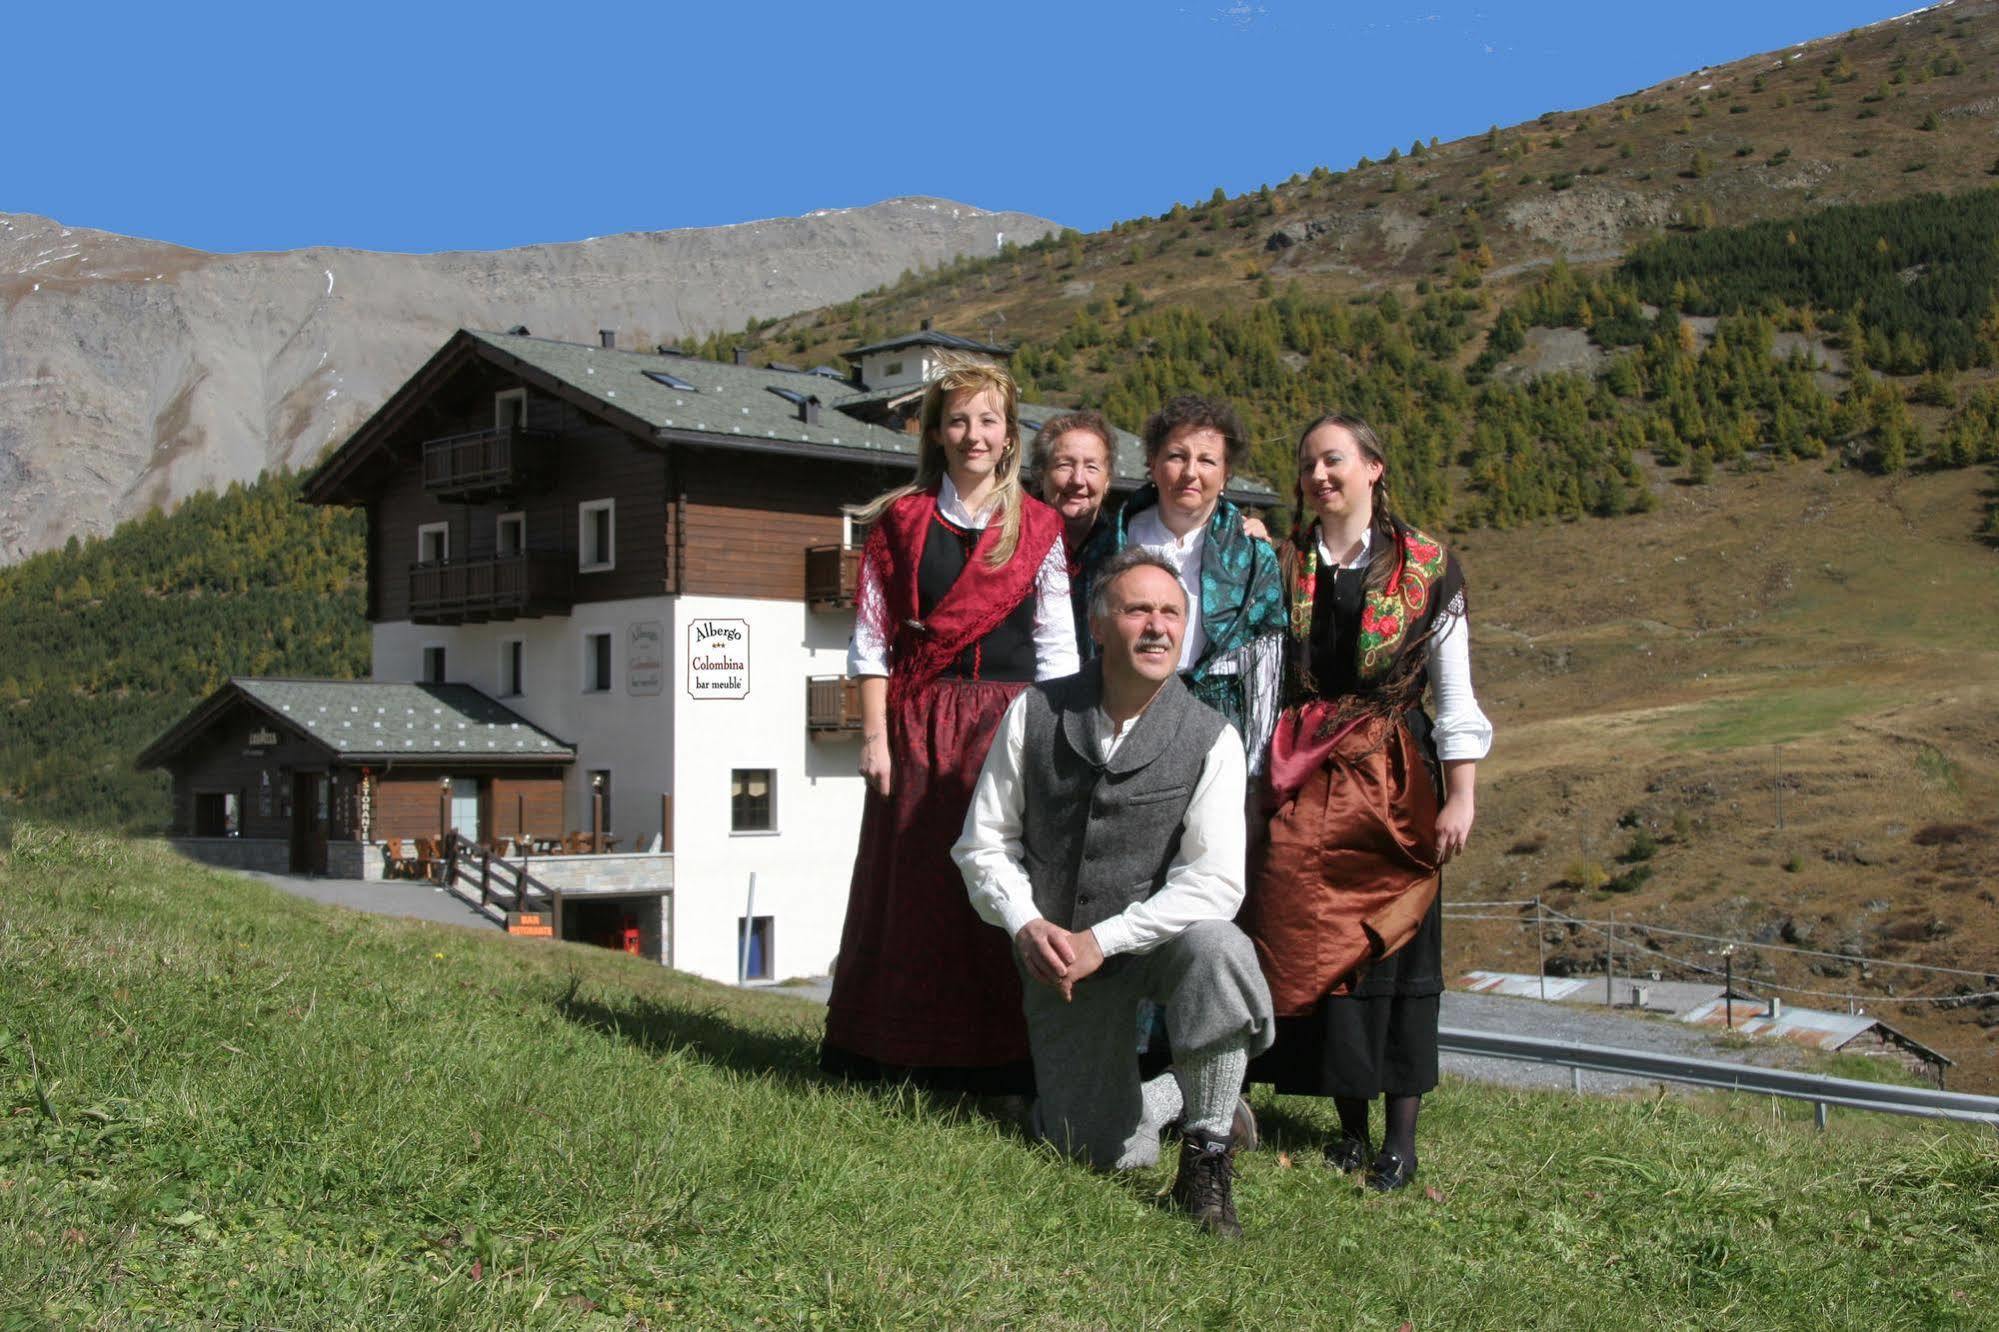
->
<box><xmin>846</xmin><ymin>475</ymin><xmax>1080</xmax><ymax>681</ymax></box>
<box><xmin>1318</xmin><ymin>525</ymin><xmax>1493</xmax><ymax>763</ymax></box>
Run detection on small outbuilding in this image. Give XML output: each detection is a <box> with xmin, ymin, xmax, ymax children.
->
<box><xmin>137</xmin><ymin>677</ymin><xmax>573</xmax><ymax>878</ymax></box>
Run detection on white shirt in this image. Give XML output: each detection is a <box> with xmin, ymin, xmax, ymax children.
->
<box><xmin>952</xmin><ymin>692</ymin><xmax>1247</xmax><ymax>958</ymax></box>
<box><xmin>846</xmin><ymin>475</ymin><xmax>1079</xmax><ymax>680</ymax></box>
<box><xmin>1318</xmin><ymin>525</ymin><xmax>1494</xmax><ymax>763</ymax></box>
<box><xmin>1124</xmin><ymin>506</ymin><xmax>1208</xmax><ymax>670</ymax></box>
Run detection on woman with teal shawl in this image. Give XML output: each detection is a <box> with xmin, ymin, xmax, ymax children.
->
<box><xmin>1079</xmin><ymin>394</ymin><xmax>1287</xmax><ymax>771</ymax></box>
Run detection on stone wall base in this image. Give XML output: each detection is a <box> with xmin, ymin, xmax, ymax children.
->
<box><xmin>169</xmin><ymin>838</ymin><xmax>291</xmax><ymax>874</ymax></box>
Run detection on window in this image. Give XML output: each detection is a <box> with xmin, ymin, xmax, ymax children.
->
<box><xmin>496</xmin><ymin>512</ymin><xmax>525</xmax><ymax>558</ymax></box>
<box><xmin>587</xmin><ymin>769</ymin><xmax>613</xmax><ymax>834</ymax></box>
<box><xmin>579</xmin><ymin>500</ymin><xmax>615</xmax><ymax>572</ymax></box>
<box><xmin>737</xmin><ymin>915</ymin><xmax>774</xmax><ymax>981</ymax></box>
<box><xmin>500</xmin><ymin>639</ymin><xmax>524</xmax><ymax>696</ymax></box>
<box><xmin>642</xmin><ymin>369</ymin><xmax>698</xmax><ymax>391</ymax></box>
<box><xmin>494</xmin><ymin>388</ymin><xmax>528</xmax><ymax>430</ymax></box>
<box><xmin>584</xmin><ymin>632</ymin><xmax>613</xmax><ymax>693</ymax></box>
<box><xmin>422</xmin><ymin>645</ymin><xmax>447</xmax><ymax>684</ymax></box>
<box><xmin>730</xmin><ymin>768</ymin><xmax>774</xmax><ymax>832</ymax></box>
<box><xmin>883</xmin><ymin>359</ymin><xmax>904</xmax><ymax>377</ymax></box>
<box><xmin>417</xmin><ymin>522</ymin><xmax>449</xmax><ymax>565</ymax></box>
<box><xmin>193</xmin><ymin>791</ymin><xmax>240</xmax><ymax>837</ymax></box>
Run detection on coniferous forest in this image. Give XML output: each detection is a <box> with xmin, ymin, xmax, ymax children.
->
<box><xmin>4</xmin><ymin>189</ymin><xmax>1999</xmax><ymax>833</ymax></box>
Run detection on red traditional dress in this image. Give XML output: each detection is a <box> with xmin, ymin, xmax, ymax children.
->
<box><xmin>821</xmin><ymin>479</ymin><xmax>1072</xmax><ymax>1093</ymax></box>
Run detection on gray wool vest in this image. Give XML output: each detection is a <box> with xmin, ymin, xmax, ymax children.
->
<box><xmin>1018</xmin><ymin>663</ymin><xmax>1229</xmax><ymax>932</ymax></box>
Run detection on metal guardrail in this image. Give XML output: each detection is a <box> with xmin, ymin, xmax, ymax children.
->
<box><xmin>1438</xmin><ymin>1027</ymin><xmax>1999</xmax><ymax>1130</ymax></box>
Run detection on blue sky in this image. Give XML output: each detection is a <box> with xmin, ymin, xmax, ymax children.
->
<box><xmin>13</xmin><ymin>0</ymin><xmax>1927</xmax><ymax>253</ymax></box>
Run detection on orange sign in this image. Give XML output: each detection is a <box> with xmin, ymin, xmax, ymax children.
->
<box><xmin>507</xmin><ymin>911</ymin><xmax>554</xmax><ymax>938</ymax></box>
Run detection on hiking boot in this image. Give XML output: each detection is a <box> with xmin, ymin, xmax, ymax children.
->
<box><xmin>1164</xmin><ymin>1093</ymin><xmax>1259</xmax><ymax>1151</ymax></box>
<box><xmin>1170</xmin><ymin>1129</ymin><xmax>1242</xmax><ymax>1239</ymax></box>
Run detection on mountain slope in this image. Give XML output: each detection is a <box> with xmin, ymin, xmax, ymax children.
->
<box><xmin>0</xmin><ymin>197</ymin><xmax>1057</xmax><ymax>562</ymax></box>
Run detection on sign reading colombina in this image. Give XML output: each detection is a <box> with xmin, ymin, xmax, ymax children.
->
<box><xmin>687</xmin><ymin>618</ymin><xmax>750</xmax><ymax>699</ymax></box>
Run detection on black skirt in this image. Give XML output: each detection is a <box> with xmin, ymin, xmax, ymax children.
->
<box><xmin>1247</xmin><ymin>889</ymin><xmax>1443</xmax><ymax>1099</ymax></box>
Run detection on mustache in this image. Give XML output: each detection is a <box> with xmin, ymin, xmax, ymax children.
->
<box><xmin>1136</xmin><ymin>633</ymin><xmax>1174</xmax><ymax>651</ymax></box>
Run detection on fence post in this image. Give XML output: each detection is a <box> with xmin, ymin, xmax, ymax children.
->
<box><xmin>1536</xmin><ymin>897</ymin><xmax>1547</xmax><ymax>1001</ymax></box>
<box><xmin>1572</xmin><ymin>1065</ymin><xmax>1583</xmax><ymax>1095</ymax></box>
<box><xmin>1815</xmin><ymin>1101</ymin><xmax>1828</xmax><ymax>1133</ymax></box>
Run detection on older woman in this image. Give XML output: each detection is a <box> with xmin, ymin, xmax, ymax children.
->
<box><xmin>823</xmin><ymin>352</ymin><xmax>1079</xmax><ymax>1094</ymax></box>
<box><xmin>1080</xmin><ymin>395</ymin><xmax>1286</xmax><ymax>769</ymax></box>
<box><xmin>1242</xmin><ymin>413</ymin><xmax>1492</xmax><ymax>1193</ymax></box>
<box><xmin>1029</xmin><ymin>409</ymin><xmax>1116</xmax><ymax>643</ymax></box>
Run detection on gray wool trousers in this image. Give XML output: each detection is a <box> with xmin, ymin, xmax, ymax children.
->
<box><xmin>1019</xmin><ymin>918</ymin><xmax>1275</xmax><ymax>1170</ymax></box>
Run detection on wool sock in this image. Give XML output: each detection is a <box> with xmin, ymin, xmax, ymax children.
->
<box><xmin>1175</xmin><ymin>1045</ymin><xmax>1249</xmax><ymax>1140</ymax></box>
<box><xmin>1139</xmin><ymin>1071</ymin><xmax>1184</xmax><ymax>1135</ymax></box>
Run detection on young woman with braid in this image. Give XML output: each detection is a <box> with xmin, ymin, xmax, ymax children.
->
<box><xmin>1241</xmin><ymin>414</ymin><xmax>1492</xmax><ymax>1192</ymax></box>
<box><xmin>821</xmin><ymin>353</ymin><xmax>1079</xmax><ymax>1094</ymax></box>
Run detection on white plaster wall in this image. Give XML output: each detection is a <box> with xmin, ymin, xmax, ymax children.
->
<box><xmin>669</xmin><ymin>594</ymin><xmax>864</xmax><ymax>983</ymax></box>
<box><xmin>372</xmin><ymin>597</ymin><xmax>677</xmax><ymax>851</ymax></box>
<box><xmin>859</xmin><ymin>348</ymin><xmax>941</xmax><ymax>393</ymax></box>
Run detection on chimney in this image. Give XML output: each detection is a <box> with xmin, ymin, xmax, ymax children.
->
<box><xmin>920</xmin><ymin>317</ymin><xmax>933</xmax><ymax>332</ymax></box>
<box><xmin>802</xmin><ymin>396</ymin><xmax>821</xmax><ymax>426</ymax></box>
<box><xmin>733</xmin><ymin>346</ymin><xmax>751</xmax><ymax>366</ymax></box>
<box><xmin>1768</xmin><ymin>996</ymin><xmax>1783</xmax><ymax>1020</ymax></box>
<box><xmin>599</xmin><ymin>329</ymin><xmax>616</xmax><ymax>349</ymax></box>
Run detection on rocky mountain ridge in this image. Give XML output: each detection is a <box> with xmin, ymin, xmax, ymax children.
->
<box><xmin>0</xmin><ymin>197</ymin><xmax>1058</xmax><ymax>561</ymax></box>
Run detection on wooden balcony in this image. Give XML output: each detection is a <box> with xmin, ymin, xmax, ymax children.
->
<box><xmin>806</xmin><ymin>675</ymin><xmax>864</xmax><ymax>736</ymax></box>
<box><xmin>409</xmin><ymin>553</ymin><xmax>575</xmax><ymax>624</ymax></box>
<box><xmin>805</xmin><ymin>543</ymin><xmax>861</xmax><ymax>611</ymax></box>
<box><xmin>421</xmin><ymin>424</ymin><xmax>555</xmax><ymax>500</ymax></box>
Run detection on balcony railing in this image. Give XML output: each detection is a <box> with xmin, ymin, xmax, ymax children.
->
<box><xmin>409</xmin><ymin>553</ymin><xmax>575</xmax><ymax>624</ymax></box>
<box><xmin>806</xmin><ymin>675</ymin><xmax>863</xmax><ymax>736</ymax></box>
<box><xmin>805</xmin><ymin>544</ymin><xmax>861</xmax><ymax>610</ymax></box>
<box><xmin>421</xmin><ymin>424</ymin><xmax>554</xmax><ymax>499</ymax></box>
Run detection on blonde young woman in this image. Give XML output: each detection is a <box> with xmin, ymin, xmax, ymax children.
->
<box><xmin>1242</xmin><ymin>413</ymin><xmax>1491</xmax><ymax>1193</ymax></box>
<box><xmin>822</xmin><ymin>354</ymin><xmax>1078</xmax><ymax>1093</ymax></box>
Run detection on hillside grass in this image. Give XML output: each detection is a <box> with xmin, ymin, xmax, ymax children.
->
<box><xmin>3</xmin><ymin>829</ymin><xmax>1995</xmax><ymax>1329</ymax></box>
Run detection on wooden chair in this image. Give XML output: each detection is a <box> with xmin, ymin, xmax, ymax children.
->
<box><xmin>413</xmin><ymin>836</ymin><xmax>441</xmax><ymax>882</ymax></box>
<box><xmin>381</xmin><ymin>837</ymin><xmax>415</xmax><ymax>879</ymax></box>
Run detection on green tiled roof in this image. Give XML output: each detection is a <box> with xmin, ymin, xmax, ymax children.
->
<box><xmin>232</xmin><ymin>679</ymin><xmax>573</xmax><ymax>760</ymax></box>
<box><xmin>468</xmin><ymin>330</ymin><xmax>918</xmax><ymax>459</ymax></box>
<box><xmin>138</xmin><ymin>678</ymin><xmax>575</xmax><ymax>770</ymax></box>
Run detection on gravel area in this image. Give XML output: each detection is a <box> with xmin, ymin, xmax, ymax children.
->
<box><xmin>235</xmin><ymin>870</ymin><xmax>501</xmax><ymax>932</ymax></box>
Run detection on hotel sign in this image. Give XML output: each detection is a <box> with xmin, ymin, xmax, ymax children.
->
<box><xmin>687</xmin><ymin>618</ymin><xmax>750</xmax><ymax>700</ymax></box>
<box><xmin>248</xmin><ymin>728</ymin><xmax>279</xmax><ymax>747</ymax></box>
<box><xmin>628</xmin><ymin>620</ymin><xmax>664</xmax><ymax>696</ymax></box>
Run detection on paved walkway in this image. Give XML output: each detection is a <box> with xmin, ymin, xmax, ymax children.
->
<box><xmin>235</xmin><ymin>869</ymin><xmax>501</xmax><ymax>932</ymax></box>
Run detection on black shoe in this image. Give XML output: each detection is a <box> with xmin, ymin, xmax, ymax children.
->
<box><xmin>1324</xmin><ymin>1133</ymin><xmax>1371</xmax><ymax>1173</ymax></box>
<box><xmin>1365</xmin><ymin>1148</ymin><xmax>1417</xmax><ymax>1193</ymax></box>
<box><xmin>1170</xmin><ymin>1130</ymin><xmax>1242</xmax><ymax>1239</ymax></box>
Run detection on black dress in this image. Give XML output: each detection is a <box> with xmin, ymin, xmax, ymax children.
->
<box><xmin>1247</xmin><ymin>564</ymin><xmax>1444</xmax><ymax>1099</ymax></box>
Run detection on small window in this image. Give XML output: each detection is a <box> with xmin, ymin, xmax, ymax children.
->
<box><xmin>422</xmin><ymin>645</ymin><xmax>447</xmax><ymax>684</ymax></box>
<box><xmin>495</xmin><ymin>388</ymin><xmax>528</xmax><ymax>430</ymax></box>
<box><xmin>737</xmin><ymin>915</ymin><xmax>774</xmax><ymax>981</ymax></box>
<box><xmin>496</xmin><ymin>512</ymin><xmax>525</xmax><ymax>558</ymax></box>
<box><xmin>417</xmin><ymin>522</ymin><xmax>449</xmax><ymax>565</ymax></box>
<box><xmin>587</xmin><ymin>769</ymin><xmax>613</xmax><ymax>833</ymax></box>
<box><xmin>500</xmin><ymin>639</ymin><xmax>524</xmax><ymax>696</ymax></box>
<box><xmin>584</xmin><ymin>632</ymin><xmax>613</xmax><ymax>693</ymax></box>
<box><xmin>579</xmin><ymin>500</ymin><xmax>615</xmax><ymax>572</ymax></box>
<box><xmin>194</xmin><ymin>791</ymin><xmax>240</xmax><ymax>837</ymax></box>
<box><xmin>643</xmin><ymin>369</ymin><xmax>698</xmax><ymax>392</ymax></box>
<box><xmin>883</xmin><ymin>359</ymin><xmax>904</xmax><ymax>377</ymax></box>
<box><xmin>730</xmin><ymin>768</ymin><xmax>774</xmax><ymax>833</ymax></box>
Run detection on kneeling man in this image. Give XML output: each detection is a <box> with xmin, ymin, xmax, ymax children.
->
<box><xmin>952</xmin><ymin>548</ymin><xmax>1274</xmax><ymax>1237</ymax></box>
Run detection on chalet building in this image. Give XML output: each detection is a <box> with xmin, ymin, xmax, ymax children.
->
<box><xmin>143</xmin><ymin>324</ymin><xmax>1270</xmax><ymax>983</ymax></box>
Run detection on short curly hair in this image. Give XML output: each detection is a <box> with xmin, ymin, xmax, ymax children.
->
<box><xmin>1140</xmin><ymin>394</ymin><xmax>1248</xmax><ymax>472</ymax></box>
<box><xmin>1027</xmin><ymin>409</ymin><xmax>1115</xmax><ymax>490</ymax></box>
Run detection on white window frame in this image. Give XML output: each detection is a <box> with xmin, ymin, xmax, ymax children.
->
<box><xmin>494</xmin><ymin>388</ymin><xmax>528</xmax><ymax>430</ymax></box>
<box><xmin>579</xmin><ymin>499</ymin><xmax>616</xmax><ymax>572</ymax></box>
<box><xmin>417</xmin><ymin>522</ymin><xmax>449</xmax><ymax>565</ymax></box>
<box><xmin>421</xmin><ymin>643</ymin><xmax>448</xmax><ymax>685</ymax></box>
<box><xmin>499</xmin><ymin>638</ymin><xmax>525</xmax><ymax>696</ymax></box>
<box><xmin>582</xmin><ymin>631</ymin><xmax>614</xmax><ymax>694</ymax></box>
<box><xmin>496</xmin><ymin>511</ymin><xmax>526</xmax><ymax>558</ymax></box>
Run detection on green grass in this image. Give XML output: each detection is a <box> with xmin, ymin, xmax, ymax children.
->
<box><xmin>4</xmin><ymin>827</ymin><xmax>1996</xmax><ymax>1329</ymax></box>
<box><xmin>1667</xmin><ymin>684</ymin><xmax>1883</xmax><ymax>751</ymax></box>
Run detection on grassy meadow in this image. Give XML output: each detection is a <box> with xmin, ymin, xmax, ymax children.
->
<box><xmin>3</xmin><ymin>827</ymin><xmax>1995</xmax><ymax>1329</ymax></box>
